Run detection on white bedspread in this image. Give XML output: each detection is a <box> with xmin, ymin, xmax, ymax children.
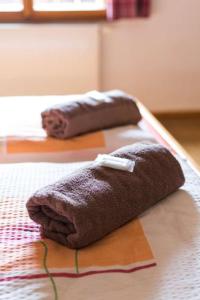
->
<box><xmin>0</xmin><ymin>158</ymin><xmax>200</xmax><ymax>300</ymax></box>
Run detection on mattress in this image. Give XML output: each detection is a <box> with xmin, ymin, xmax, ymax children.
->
<box><xmin>1</xmin><ymin>158</ymin><xmax>200</xmax><ymax>300</ymax></box>
<box><xmin>0</xmin><ymin>96</ymin><xmax>155</xmax><ymax>163</ymax></box>
<box><xmin>1</xmin><ymin>96</ymin><xmax>200</xmax><ymax>299</ymax></box>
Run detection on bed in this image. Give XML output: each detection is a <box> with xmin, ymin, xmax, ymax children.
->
<box><xmin>0</xmin><ymin>96</ymin><xmax>155</xmax><ymax>163</ymax></box>
<box><xmin>0</xmin><ymin>96</ymin><xmax>200</xmax><ymax>300</ymax></box>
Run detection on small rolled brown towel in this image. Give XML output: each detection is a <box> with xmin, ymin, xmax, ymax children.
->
<box><xmin>26</xmin><ymin>143</ymin><xmax>185</xmax><ymax>249</ymax></box>
<box><xmin>41</xmin><ymin>90</ymin><xmax>141</xmax><ymax>139</ymax></box>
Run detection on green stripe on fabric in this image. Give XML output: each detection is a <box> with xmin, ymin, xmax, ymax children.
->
<box><xmin>75</xmin><ymin>250</ymin><xmax>79</xmax><ymax>274</ymax></box>
<box><xmin>40</xmin><ymin>240</ymin><xmax>58</xmax><ymax>300</ymax></box>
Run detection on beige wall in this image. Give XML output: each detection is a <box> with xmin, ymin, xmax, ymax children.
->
<box><xmin>0</xmin><ymin>24</ymin><xmax>100</xmax><ymax>96</ymax></box>
<box><xmin>0</xmin><ymin>0</ymin><xmax>200</xmax><ymax>112</ymax></box>
<box><xmin>101</xmin><ymin>0</ymin><xmax>200</xmax><ymax>112</ymax></box>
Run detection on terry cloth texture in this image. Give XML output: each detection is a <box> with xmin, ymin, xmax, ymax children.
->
<box><xmin>26</xmin><ymin>143</ymin><xmax>185</xmax><ymax>249</ymax></box>
<box><xmin>41</xmin><ymin>90</ymin><xmax>141</xmax><ymax>139</ymax></box>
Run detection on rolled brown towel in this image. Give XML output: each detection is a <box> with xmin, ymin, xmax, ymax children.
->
<box><xmin>26</xmin><ymin>143</ymin><xmax>185</xmax><ymax>249</ymax></box>
<box><xmin>41</xmin><ymin>90</ymin><xmax>141</xmax><ymax>139</ymax></box>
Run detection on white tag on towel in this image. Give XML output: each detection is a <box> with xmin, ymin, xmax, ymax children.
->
<box><xmin>95</xmin><ymin>154</ymin><xmax>135</xmax><ymax>172</ymax></box>
<box><xmin>86</xmin><ymin>90</ymin><xmax>110</xmax><ymax>103</ymax></box>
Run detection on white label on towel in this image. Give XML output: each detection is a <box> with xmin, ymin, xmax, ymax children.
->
<box><xmin>86</xmin><ymin>90</ymin><xmax>110</xmax><ymax>103</ymax></box>
<box><xmin>95</xmin><ymin>154</ymin><xmax>135</xmax><ymax>172</ymax></box>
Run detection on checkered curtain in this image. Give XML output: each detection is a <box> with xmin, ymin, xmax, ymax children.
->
<box><xmin>106</xmin><ymin>0</ymin><xmax>151</xmax><ymax>20</ymax></box>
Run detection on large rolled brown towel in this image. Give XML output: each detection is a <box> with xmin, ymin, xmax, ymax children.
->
<box><xmin>26</xmin><ymin>143</ymin><xmax>185</xmax><ymax>249</ymax></box>
<box><xmin>41</xmin><ymin>90</ymin><xmax>141</xmax><ymax>139</ymax></box>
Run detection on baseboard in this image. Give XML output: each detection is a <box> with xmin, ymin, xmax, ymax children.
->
<box><xmin>154</xmin><ymin>110</ymin><xmax>200</xmax><ymax>120</ymax></box>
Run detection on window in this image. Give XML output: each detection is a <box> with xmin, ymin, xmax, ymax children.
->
<box><xmin>0</xmin><ymin>0</ymin><xmax>106</xmax><ymax>22</ymax></box>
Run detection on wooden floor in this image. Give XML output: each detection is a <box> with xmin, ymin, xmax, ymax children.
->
<box><xmin>157</xmin><ymin>115</ymin><xmax>200</xmax><ymax>167</ymax></box>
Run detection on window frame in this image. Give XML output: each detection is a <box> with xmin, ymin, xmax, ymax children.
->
<box><xmin>0</xmin><ymin>0</ymin><xmax>106</xmax><ymax>22</ymax></box>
